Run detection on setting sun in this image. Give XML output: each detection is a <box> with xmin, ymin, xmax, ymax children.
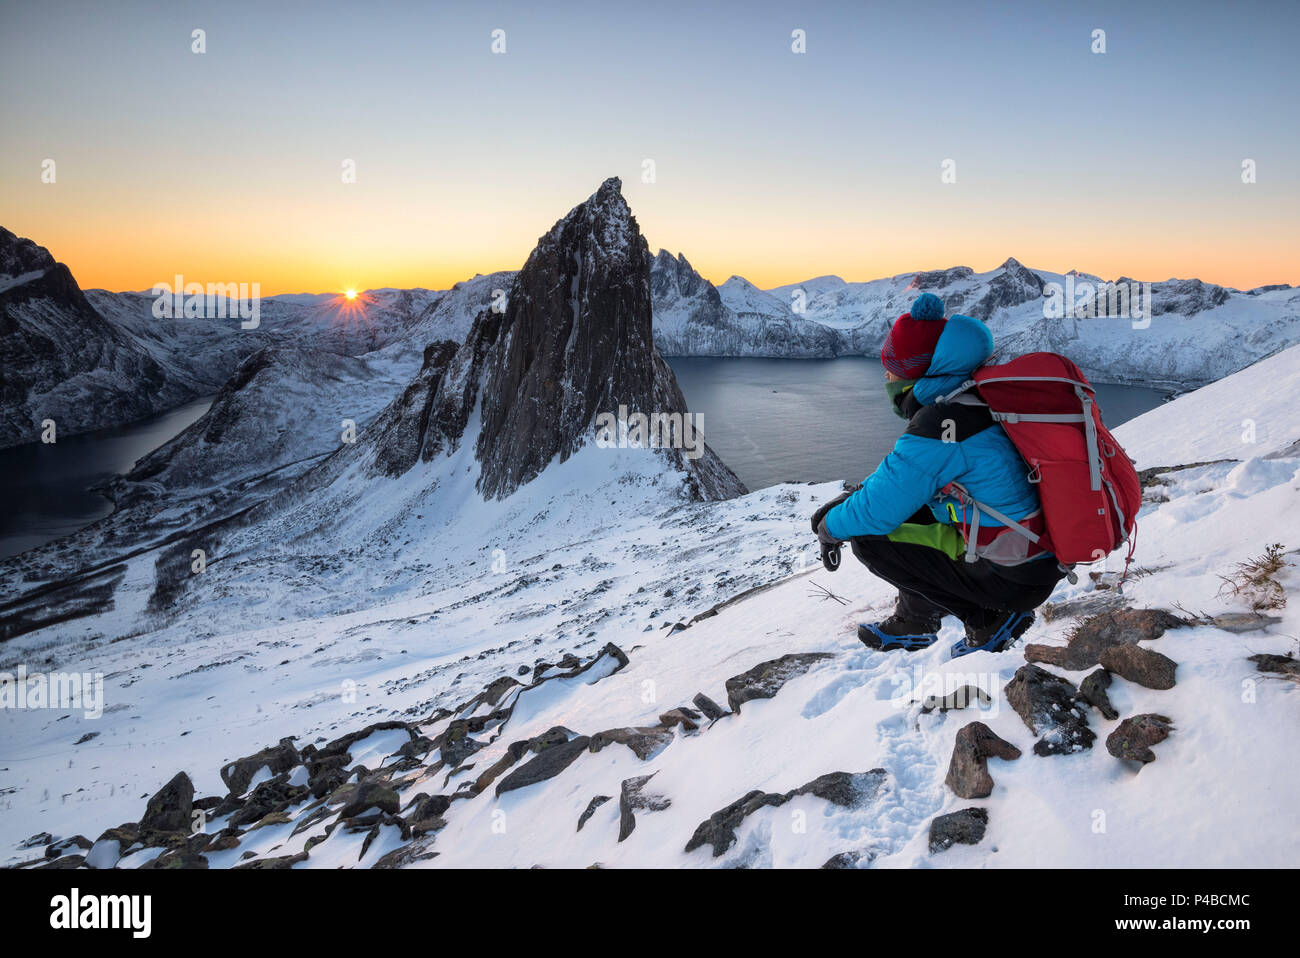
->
<box><xmin>345</xmin><ymin>289</ymin><xmax>357</xmax><ymax>300</ymax></box>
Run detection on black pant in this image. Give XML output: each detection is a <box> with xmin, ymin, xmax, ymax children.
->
<box><xmin>848</xmin><ymin>510</ymin><xmax>1065</xmax><ymax>629</ymax></box>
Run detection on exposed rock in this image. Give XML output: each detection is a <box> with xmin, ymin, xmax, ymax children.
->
<box><xmin>337</xmin><ymin>781</ymin><xmax>400</xmax><ymax>820</ymax></box>
<box><xmin>495</xmin><ymin>735</ymin><xmax>591</xmax><ymax>797</ymax></box>
<box><xmin>227</xmin><ymin>777</ymin><xmax>310</xmax><ymax>828</ymax></box>
<box><xmin>821</xmin><ymin>849</ymin><xmax>876</xmax><ymax>869</ymax></box>
<box><xmin>45</xmin><ymin>835</ymin><xmax>92</xmax><ymax>858</ymax></box>
<box><xmin>1076</xmin><ymin>668</ymin><xmax>1120</xmax><ymax>720</ymax></box>
<box><xmin>139</xmin><ymin>771</ymin><xmax>194</xmax><ymax>834</ymax></box>
<box><xmin>1215</xmin><ymin>613</ymin><xmax>1284</xmax><ymax>634</ymax></box>
<box><xmin>685</xmin><ymin>769</ymin><xmax>887</xmax><ymax>857</ymax></box>
<box><xmin>920</xmin><ymin>685</ymin><xmax>993</xmax><ymax>713</ymax></box>
<box><xmin>1099</xmin><ymin>644</ymin><xmax>1178</xmax><ymax>690</ymax></box>
<box><xmin>588</xmin><ymin>726</ymin><xmax>674</xmax><ymax>761</ymax></box>
<box><xmin>473</xmin><ymin>178</ymin><xmax>744</xmax><ymax>501</ymax></box>
<box><xmin>945</xmin><ymin>723</ymin><xmax>1022</xmax><ymax>798</ymax></box>
<box><xmin>577</xmin><ymin>795</ymin><xmax>612</xmax><ymax>832</ymax></box>
<box><xmin>618</xmin><ymin>773</ymin><xmax>672</xmax><ymax>841</ymax></box>
<box><xmin>658</xmin><ymin>706</ymin><xmax>701</xmax><ymax>732</ymax></box>
<box><xmin>1107</xmin><ymin>713</ymin><xmax>1174</xmax><ymax>764</ymax></box>
<box><xmin>725</xmin><ymin>652</ymin><xmax>835</xmax><ymax>713</ymax></box>
<box><xmin>685</xmin><ymin>790</ymin><xmax>784</xmax><ymax>857</ymax></box>
<box><xmin>791</xmin><ymin>770</ymin><xmax>888</xmax><ymax>808</ymax></box>
<box><xmin>1024</xmin><ymin>609</ymin><xmax>1185</xmax><ymax>670</ymax></box>
<box><xmin>220</xmin><ymin>737</ymin><xmax>301</xmax><ymax>795</ymax></box>
<box><xmin>232</xmin><ymin>852</ymin><xmax>309</xmax><ymax>869</ymax></box>
<box><xmin>929</xmin><ymin>807</ymin><xmax>989</xmax><ymax>853</ymax></box>
<box><xmin>1248</xmin><ymin>653</ymin><xmax>1300</xmax><ymax>676</ymax></box>
<box><xmin>373</xmin><ymin>837</ymin><xmax>439</xmax><ymax>869</ymax></box>
<box><xmin>438</xmin><ymin>720</ymin><xmax>485</xmax><ymax>768</ymax></box>
<box><xmin>1004</xmin><ymin>665</ymin><xmax>1096</xmax><ymax>755</ymax></box>
<box><xmin>692</xmin><ymin>692</ymin><xmax>729</xmax><ymax>720</ymax></box>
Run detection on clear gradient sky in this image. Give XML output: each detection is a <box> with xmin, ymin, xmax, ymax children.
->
<box><xmin>1</xmin><ymin>0</ymin><xmax>1297</xmax><ymax>295</ymax></box>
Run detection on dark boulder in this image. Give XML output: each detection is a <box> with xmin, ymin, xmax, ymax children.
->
<box><xmin>577</xmin><ymin>795</ymin><xmax>612</xmax><ymax>832</ymax></box>
<box><xmin>618</xmin><ymin>773</ymin><xmax>672</xmax><ymax>841</ymax></box>
<box><xmin>1004</xmin><ymin>664</ymin><xmax>1096</xmax><ymax>755</ymax></box>
<box><xmin>929</xmin><ymin>807</ymin><xmax>989</xmax><ymax>853</ymax></box>
<box><xmin>139</xmin><ymin>771</ymin><xmax>194</xmax><ymax>834</ymax></box>
<box><xmin>724</xmin><ymin>652</ymin><xmax>835</xmax><ymax>713</ymax></box>
<box><xmin>1076</xmin><ymin>668</ymin><xmax>1120</xmax><ymax>719</ymax></box>
<box><xmin>220</xmin><ymin>737</ymin><xmax>301</xmax><ymax>795</ymax></box>
<box><xmin>945</xmin><ymin>723</ymin><xmax>1022</xmax><ymax>799</ymax></box>
<box><xmin>495</xmin><ymin>735</ymin><xmax>591</xmax><ymax>797</ymax></box>
<box><xmin>1025</xmin><ymin>609</ymin><xmax>1185</xmax><ymax>670</ymax></box>
<box><xmin>588</xmin><ymin>726</ymin><xmax>674</xmax><ymax>760</ymax></box>
<box><xmin>691</xmin><ymin>693</ymin><xmax>729</xmax><ymax>721</ymax></box>
<box><xmin>1098</xmin><ymin>644</ymin><xmax>1177</xmax><ymax>690</ymax></box>
<box><xmin>1107</xmin><ymin>713</ymin><xmax>1174</xmax><ymax>764</ymax></box>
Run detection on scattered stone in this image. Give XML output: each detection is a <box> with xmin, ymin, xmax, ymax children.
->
<box><xmin>692</xmin><ymin>693</ymin><xmax>728</xmax><ymax>721</ymax></box>
<box><xmin>920</xmin><ymin>685</ymin><xmax>993</xmax><ymax>713</ymax></box>
<box><xmin>1004</xmin><ymin>665</ymin><xmax>1096</xmax><ymax>755</ymax></box>
<box><xmin>724</xmin><ymin>652</ymin><xmax>834</xmax><ymax>714</ymax></box>
<box><xmin>791</xmin><ymin>770</ymin><xmax>887</xmax><ymax>808</ymax></box>
<box><xmin>403</xmin><ymin>793</ymin><xmax>451</xmax><ymax>836</ymax></box>
<box><xmin>588</xmin><ymin>726</ymin><xmax>674</xmax><ymax>761</ymax></box>
<box><xmin>658</xmin><ymin>706</ymin><xmax>701</xmax><ymax>732</ymax></box>
<box><xmin>929</xmin><ymin>807</ymin><xmax>988</xmax><ymax>853</ymax></box>
<box><xmin>1248</xmin><ymin>653</ymin><xmax>1300</xmax><ymax>676</ymax></box>
<box><xmin>140</xmin><ymin>771</ymin><xmax>194</xmax><ymax>834</ymax></box>
<box><xmin>45</xmin><ymin>835</ymin><xmax>91</xmax><ymax>858</ymax></box>
<box><xmin>1107</xmin><ymin>713</ymin><xmax>1174</xmax><ymax>764</ymax></box>
<box><xmin>945</xmin><ymin>723</ymin><xmax>1022</xmax><ymax>799</ymax></box>
<box><xmin>686</xmin><ymin>791</ymin><xmax>781</xmax><ymax>857</ymax></box>
<box><xmin>685</xmin><ymin>769</ymin><xmax>887</xmax><ymax>857</ymax></box>
<box><xmin>577</xmin><ymin>795</ymin><xmax>611</xmax><ymax>832</ymax></box>
<box><xmin>220</xmin><ymin>737</ymin><xmax>301</xmax><ymax>795</ymax></box>
<box><xmin>1212</xmin><ymin>613</ymin><xmax>1283</xmax><ymax>634</ymax></box>
<box><xmin>74</xmin><ymin>732</ymin><xmax>100</xmax><ymax>745</ymax></box>
<box><xmin>21</xmin><ymin>831</ymin><xmax>53</xmax><ymax>848</ymax></box>
<box><xmin>232</xmin><ymin>852</ymin><xmax>309</xmax><ymax>869</ymax></box>
<box><xmin>495</xmin><ymin>735</ymin><xmax>591</xmax><ymax>797</ymax></box>
<box><xmin>1076</xmin><ymin>668</ymin><xmax>1119</xmax><ymax>720</ymax></box>
<box><xmin>1099</xmin><ymin>644</ymin><xmax>1178</xmax><ymax>690</ymax></box>
<box><xmin>438</xmin><ymin>720</ymin><xmax>485</xmax><ymax>768</ymax></box>
<box><xmin>337</xmin><ymin>781</ymin><xmax>400</xmax><ymax>819</ymax></box>
<box><xmin>821</xmin><ymin>849</ymin><xmax>875</xmax><ymax>869</ymax></box>
<box><xmin>373</xmin><ymin>838</ymin><xmax>439</xmax><ymax>869</ymax></box>
<box><xmin>618</xmin><ymin>773</ymin><xmax>672</xmax><ymax>841</ymax></box>
<box><xmin>1025</xmin><ymin>608</ymin><xmax>1185</xmax><ymax>670</ymax></box>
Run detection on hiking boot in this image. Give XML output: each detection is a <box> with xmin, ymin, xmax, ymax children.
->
<box><xmin>950</xmin><ymin>610</ymin><xmax>1035</xmax><ymax>659</ymax></box>
<box><xmin>857</xmin><ymin>614</ymin><xmax>942</xmax><ymax>652</ymax></box>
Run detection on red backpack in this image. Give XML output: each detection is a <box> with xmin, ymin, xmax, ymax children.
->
<box><xmin>941</xmin><ymin>352</ymin><xmax>1141</xmax><ymax>572</ymax></box>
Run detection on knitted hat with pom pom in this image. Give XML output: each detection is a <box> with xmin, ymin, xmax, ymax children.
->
<box><xmin>880</xmin><ymin>294</ymin><xmax>947</xmax><ymax>378</ymax></box>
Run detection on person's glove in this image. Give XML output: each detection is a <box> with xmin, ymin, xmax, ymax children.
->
<box><xmin>815</xmin><ymin>517</ymin><xmax>842</xmax><ymax>572</ymax></box>
<box><xmin>810</xmin><ymin>492</ymin><xmax>851</xmax><ymax>536</ymax></box>
<box><xmin>812</xmin><ymin>491</ymin><xmax>851</xmax><ymax>573</ymax></box>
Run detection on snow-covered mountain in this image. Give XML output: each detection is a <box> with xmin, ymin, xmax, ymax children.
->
<box><xmin>651</xmin><ymin>253</ymin><xmax>1300</xmax><ymax>389</ymax></box>
<box><xmin>3</xmin><ymin>335</ymin><xmax>1297</xmax><ymax>869</ymax></box>
<box><xmin>0</xmin><ymin>226</ymin><xmax>449</xmax><ymax>450</ymax></box>
<box><xmin>0</xmin><ymin>227</ymin><xmax>193</xmax><ymax>448</ymax></box>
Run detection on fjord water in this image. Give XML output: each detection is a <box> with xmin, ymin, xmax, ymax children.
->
<box><xmin>0</xmin><ymin>361</ymin><xmax>1169</xmax><ymax>561</ymax></box>
<box><xmin>668</xmin><ymin>357</ymin><xmax>1171</xmax><ymax>492</ymax></box>
<box><xmin>0</xmin><ymin>397</ymin><xmax>212</xmax><ymax>560</ymax></box>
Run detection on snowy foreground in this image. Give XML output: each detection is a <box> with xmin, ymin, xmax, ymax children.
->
<box><xmin>3</xmin><ymin>347</ymin><xmax>1299</xmax><ymax>869</ymax></box>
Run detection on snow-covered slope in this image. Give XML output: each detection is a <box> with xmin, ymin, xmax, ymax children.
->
<box><xmin>3</xmin><ymin>317</ymin><xmax>1297</xmax><ymax>870</ymax></box>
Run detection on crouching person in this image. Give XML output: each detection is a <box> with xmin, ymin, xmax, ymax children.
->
<box><xmin>812</xmin><ymin>293</ymin><xmax>1066</xmax><ymax>658</ymax></box>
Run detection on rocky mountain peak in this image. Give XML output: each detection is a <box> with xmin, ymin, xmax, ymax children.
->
<box><xmin>475</xmin><ymin>179</ymin><xmax>741</xmax><ymax>500</ymax></box>
<box><xmin>0</xmin><ymin>227</ymin><xmax>57</xmax><ymax>278</ymax></box>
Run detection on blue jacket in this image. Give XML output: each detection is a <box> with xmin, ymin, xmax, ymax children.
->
<box><xmin>824</xmin><ymin>314</ymin><xmax>1042</xmax><ymax>546</ymax></box>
